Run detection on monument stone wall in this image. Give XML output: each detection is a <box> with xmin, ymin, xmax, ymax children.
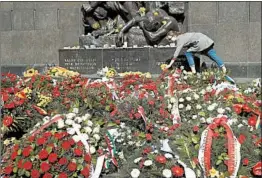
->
<box><xmin>0</xmin><ymin>2</ymin><xmax>261</xmax><ymax>78</ymax></box>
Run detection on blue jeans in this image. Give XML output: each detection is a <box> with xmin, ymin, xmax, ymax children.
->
<box><xmin>185</xmin><ymin>48</ymin><xmax>224</xmax><ymax>67</ymax></box>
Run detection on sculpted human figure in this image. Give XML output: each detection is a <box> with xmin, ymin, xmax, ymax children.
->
<box><xmin>116</xmin><ymin>8</ymin><xmax>180</xmax><ymax>47</ymax></box>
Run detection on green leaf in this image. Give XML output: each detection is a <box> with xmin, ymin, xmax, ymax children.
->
<box><xmin>194</xmin><ymin>144</ymin><xmax>199</xmax><ymax>150</ymax></box>
<box><xmin>218</xmin><ymin>156</ymin><xmax>223</xmax><ymax>160</ymax></box>
<box><xmin>198</xmin><ymin>111</ymin><xmax>206</xmax><ymax>117</ymax></box>
<box><xmin>192</xmin><ymin>136</ymin><xmax>199</xmax><ymax>144</ymax></box>
<box><xmin>77</xmin><ymin>164</ymin><xmax>83</xmax><ymax>171</ymax></box>
<box><xmin>78</xmin><ymin>158</ymin><xmax>84</xmax><ymax>164</ymax></box>
<box><xmin>46</xmin><ymin>147</ymin><xmax>52</xmax><ymax>154</ymax></box>
<box><xmin>107</xmin><ymin>122</ymin><xmax>117</xmax><ymax>127</ymax></box>
<box><xmin>105</xmin><ymin>105</ymin><xmax>111</xmax><ymax>111</ymax></box>
<box><xmin>139</xmin><ymin>132</ymin><xmax>145</xmax><ymax>138</ymax></box>
<box><xmin>216</xmin><ymin>159</ymin><xmax>222</xmax><ymax>165</ymax></box>
<box><xmin>13</xmin><ymin>167</ymin><xmax>18</xmax><ymax>173</ymax></box>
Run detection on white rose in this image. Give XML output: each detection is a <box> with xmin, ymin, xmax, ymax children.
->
<box><xmin>196</xmin><ymin>104</ymin><xmax>202</xmax><ymax>110</ymax></box>
<box><xmin>66</xmin><ymin>113</ymin><xmax>76</xmax><ymax>120</ymax></box>
<box><xmin>84</xmin><ymin>126</ymin><xmax>92</xmax><ymax>134</ymax></box>
<box><xmin>73</xmin><ymin>108</ymin><xmax>79</xmax><ymax>114</ymax></box>
<box><xmin>193</xmin><ymin>94</ymin><xmax>200</xmax><ymax>100</ymax></box>
<box><xmin>179</xmin><ymin>98</ymin><xmax>184</xmax><ymax>102</ymax></box>
<box><xmin>65</xmin><ymin>119</ymin><xmax>74</xmax><ymax>125</ymax></box>
<box><xmin>183</xmin><ymin>70</ymin><xmax>187</xmax><ymax>74</ymax></box>
<box><xmin>134</xmin><ymin>157</ymin><xmax>142</xmax><ymax>164</ymax></box>
<box><xmin>57</xmin><ymin>120</ymin><xmax>65</xmax><ymax>128</ymax></box>
<box><xmin>90</xmin><ymin>146</ymin><xmax>96</xmax><ymax>154</ymax></box>
<box><xmin>67</xmin><ymin>128</ymin><xmax>76</xmax><ymax>135</ymax></box>
<box><xmin>217</xmin><ymin>108</ymin><xmax>225</xmax><ymax>114</ymax></box>
<box><xmin>178</xmin><ymin>104</ymin><xmax>184</xmax><ymax>109</ymax></box>
<box><xmin>162</xmin><ymin>169</ymin><xmax>172</xmax><ymax>178</ymax></box>
<box><xmin>93</xmin><ymin>134</ymin><xmax>100</xmax><ymax>141</ymax></box>
<box><xmin>75</xmin><ymin>117</ymin><xmax>83</xmax><ymax>123</ymax></box>
<box><xmin>186</xmin><ymin>105</ymin><xmax>191</xmax><ymax>111</ymax></box>
<box><xmin>87</xmin><ymin>120</ymin><xmax>93</xmax><ymax>127</ymax></box>
<box><xmin>186</xmin><ymin>97</ymin><xmax>192</xmax><ymax>101</ymax></box>
<box><xmin>192</xmin><ymin>115</ymin><xmax>197</xmax><ymax>120</ymax></box>
<box><xmin>72</xmin><ymin>135</ymin><xmax>80</xmax><ymax>142</ymax></box>
<box><xmin>207</xmin><ymin>105</ymin><xmax>214</xmax><ymax>111</ymax></box>
<box><xmin>131</xmin><ymin>169</ymin><xmax>140</xmax><ymax>178</ymax></box>
<box><xmin>170</xmin><ymin>97</ymin><xmax>176</xmax><ymax>103</ymax></box>
<box><xmin>144</xmin><ymin>160</ymin><xmax>153</xmax><ymax>166</ymax></box>
<box><xmin>93</xmin><ymin>126</ymin><xmax>100</xmax><ymax>134</ymax></box>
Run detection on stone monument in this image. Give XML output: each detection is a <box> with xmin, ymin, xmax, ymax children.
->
<box><xmin>59</xmin><ymin>1</ymin><xmax>200</xmax><ymax>76</ymax></box>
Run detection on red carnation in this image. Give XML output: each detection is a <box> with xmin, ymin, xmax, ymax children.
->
<box><xmin>36</xmin><ymin>137</ymin><xmax>47</xmax><ymax>145</ymax></box>
<box><xmin>40</xmin><ymin>162</ymin><xmax>50</xmax><ymax>172</ymax></box>
<box><xmin>171</xmin><ymin>166</ymin><xmax>184</xmax><ymax>177</ymax></box>
<box><xmin>18</xmin><ymin>160</ymin><xmax>23</xmax><ymax>168</ymax></box>
<box><xmin>238</xmin><ymin>134</ymin><xmax>246</xmax><ymax>144</ymax></box>
<box><xmin>3</xmin><ymin>115</ymin><xmax>13</xmax><ymax>127</ymax></box>
<box><xmin>23</xmin><ymin>161</ymin><xmax>33</xmax><ymax>170</ymax></box>
<box><xmin>22</xmin><ymin>146</ymin><xmax>32</xmax><ymax>157</ymax></box>
<box><xmin>11</xmin><ymin>151</ymin><xmax>18</xmax><ymax>160</ymax></box>
<box><xmin>155</xmin><ymin>155</ymin><xmax>167</xmax><ymax>164</ymax></box>
<box><xmin>252</xmin><ymin>161</ymin><xmax>262</xmax><ymax>176</ymax></box>
<box><xmin>4</xmin><ymin>102</ymin><xmax>15</xmax><ymax>109</ymax></box>
<box><xmin>84</xmin><ymin>154</ymin><xmax>91</xmax><ymax>163</ymax></box>
<box><xmin>68</xmin><ymin>162</ymin><xmax>77</xmax><ymax>171</ymax></box>
<box><xmin>48</xmin><ymin>153</ymin><xmax>58</xmax><ymax>163</ymax></box>
<box><xmin>4</xmin><ymin>166</ymin><xmax>13</xmax><ymax>175</ymax></box>
<box><xmin>31</xmin><ymin>169</ymin><xmax>40</xmax><ymax>178</ymax></box>
<box><xmin>77</xmin><ymin>141</ymin><xmax>84</xmax><ymax>147</ymax></box>
<box><xmin>58</xmin><ymin>172</ymin><xmax>68</xmax><ymax>178</ymax></box>
<box><xmin>43</xmin><ymin>173</ymin><xmax>52</xmax><ymax>178</ymax></box>
<box><xmin>81</xmin><ymin>166</ymin><xmax>90</xmax><ymax>177</ymax></box>
<box><xmin>74</xmin><ymin>148</ymin><xmax>83</xmax><ymax>156</ymax></box>
<box><xmin>145</xmin><ymin>133</ymin><xmax>152</xmax><ymax>141</ymax></box>
<box><xmin>142</xmin><ymin>147</ymin><xmax>152</xmax><ymax>154</ymax></box>
<box><xmin>61</xmin><ymin>141</ymin><xmax>71</xmax><ymax>150</ymax></box>
<box><xmin>68</xmin><ymin>138</ymin><xmax>75</xmax><ymax>145</ymax></box>
<box><xmin>242</xmin><ymin>158</ymin><xmax>249</xmax><ymax>166</ymax></box>
<box><xmin>193</xmin><ymin>126</ymin><xmax>199</xmax><ymax>132</ymax></box>
<box><xmin>58</xmin><ymin>157</ymin><xmax>68</xmax><ymax>165</ymax></box>
<box><xmin>248</xmin><ymin>116</ymin><xmax>257</xmax><ymax>127</ymax></box>
<box><xmin>43</xmin><ymin>132</ymin><xmax>52</xmax><ymax>138</ymax></box>
<box><xmin>39</xmin><ymin>149</ymin><xmax>49</xmax><ymax>160</ymax></box>
<box><xmin>28</xmin><ymin>136</ymin><xmax>35</xmax><ymax>142</ymax></box>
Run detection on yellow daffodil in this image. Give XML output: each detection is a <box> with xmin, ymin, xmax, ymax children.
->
<box><xmin>23</xmin><ymin>68</ymin><xmax>39</xmax><ymax>77</ymax></box>
<box><xmin>209</xmin><ymin>167</ymin><xmax>219</xmax><ymax>178</ymax></box>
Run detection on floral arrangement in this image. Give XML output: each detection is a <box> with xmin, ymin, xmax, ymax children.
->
<box><xmin>1</xmin><ymin>66</ymin><xmax>261</xmax><ymax>178</ymax></box>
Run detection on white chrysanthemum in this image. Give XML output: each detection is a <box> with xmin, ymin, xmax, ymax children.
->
<box><xmin>193</xmin><ymin>94</ymin><xmax>200</xmax><ymax>100</ymax></box>
<box><xmin>65</xmin><ymin>119</ymin><xmax>74</xmax><ymax>125</ymax></box>
<box><xmin>168</xmin><ymin>104</ymin><xmax>172</xmax><ymax>110</ymax></box>
<box><xmin>72</xmin><ymin>135</ymin><xmax>80</xmax><ymax>142</ymax></box>
<box><xmin>82</xmin><ymin>113</ymin><xmax>92</xmax><ymax>121</ymax></box>
<box><xmin>144</xmin><ymin>160</ymin><xmax>153</xmax><ymax>166</ymax></box>
<box><xmin>186</xmin><ymin>97</ymin><xmax>192</xmax><ymax>101</ymax></box>
<box><xmin>93</xmin><ymin>134</ymin><xmax>100</xmax><ymax>141</ymax></box>
<box><xmin>57</xmin><ymin>120</ymin><xmax>65</xmax><ymax>128</ymax></box>
<box><xmin>196</xmin><ymin>104</ymin><xmax>202</xmax><ymax>110</ymax></box>
<box><xmin>90</xmin><ymin>146</ymin><xmax>96</xmax><ymax>154</ymax></box>
<box><xmin>186</xmin><ymin>105</ymin><xmax>191</xmax><ymax>111</ymax></box>
<box><xmin>162</xmin><ymin>169</ymin><xmax>172</xmax><ymax>178</ymax></box>
<box><xmin>73</xmin><ymin>123</ymin><xmax>81</xmax><ymax>130</ymax></box>
<box><xmin>118</xmin><ymin>151</ymin><xmax>125</xmax><ymax>159</ymax></box>
<box><xmin>75</xmin><ymin>117</ymin><xmax>83</xmax><ymax>123</ymax></box>
<box><xmin>178</xmin><ymin>104</ymin><xmax>184</xmax><ymax>109</ymax></box>
<box><xmin>72</xmin><ymin>108</ymin><xmax>79</xmax><ymax>114</ymax></box>
<box><xmin>179</xmin><ymin>98</ymin><xmax>184</xmax><ymax>102</ymax></box>
<box><xmin>128</xmin><ymin>141</ymin><xmax>134</xmax><ymax>145</ymax></box>
<box><xmin>217</xmin><ymin>108</ymin><xmax>225</xmax><ymax>114</ymax></box>
<box><xmin>206</xmin><ymin>117</ymin><xmax>214</xmax><ymax>124</ymax></box>
<box><xmin>237</xmin><ymin>124</ymin><xmax>244</xmax><ymax>128</ymax></box>
<box><xmin>134</xmin><ymin>157</ymin><xmax>142</xmax><ymax>164</ymax></box>
<box><xmin>84</xmin><ymin>126</ymin><xmax>92</xmax><ymax>134</ymax></box>
<box><xmin>183</xmin><ymin>76</ymin><xmax>188</xmax><ymax>80</ymax></box>
<box><xmin>164</xmin><ymin>153</ymin><xmax>173</xmax><ymax>159</ymax></box>
<box><xmin>192</xmin><ymin>115</ymin><xmax>197</xmax><ymax>120</ymax></box>
<box><xmin>81</xmin><ymin>133</ymin><xmax>89</xmax><ymax>140</ymax></box>
<box><xmin>67</xmin><ymin>128</ymin><xmax>75</xmax><ymax>135</ymax></box>
<box><xmin>93</xmin><ymin>126</ymin><xmax>100</xmax><ymax>133</ymax></box>
<box><xmin>120</xmin><ymin>122</ymin><xmax>126</xmax><ymax>128</ymax></box>
<box><xmin>207</xmin><ymin>105</ymin><xmax>215</xmax><ymax>111</ymax></box>
<box><xmin>66</xmin><ymin>113</ymin><xmax>76</xmax><ymax>120</ymax></box>
<box><xmin>200</xmin><ymin>117</ymin><xmax>206</xmax><ymax>123</ymax></box>
<box><xmin>87</xmin><ymin>120</ymin><xmax>93</xmax><ymax>127</ymax></box>
<box><xmin>131</xmin><ymin>169</ymin><xmax>140</xmax><ymax>178</ymax></box>
<box><xmin>170</xmin><ymin>97</ymin><xmax>176</xmax><ymax>103</ymax></box>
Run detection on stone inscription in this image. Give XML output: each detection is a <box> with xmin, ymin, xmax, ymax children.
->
<box><xmin>109</xmin><ymin>57</ymin><xmax>142</xmax><ymax>71</ymax></box>
<box><xmin>63</xmin><ymin>58</ymin><xmax>97</xmax><ymax>71</ymax></box>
